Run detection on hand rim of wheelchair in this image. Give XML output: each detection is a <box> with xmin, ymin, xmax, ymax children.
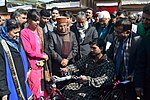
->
<box><xmin>99</xmin><ymin>80</ymin><xmax>130</xmax><ymax>100</ymax></box>
<box><xmin>101</xmin><ymin>88</ymin><xmax>124</xmax><ymax>100</ymax></box>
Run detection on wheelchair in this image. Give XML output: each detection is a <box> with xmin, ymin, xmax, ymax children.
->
<box><xmin>45</xmin><ymin>75</ymin><xmax>78</xmax><ymax>100</ymax></box>
<box><xmin>99</xmin><ymin>80</ymin><xmax>132</xmax><ymax>100</ymax></box>
<box><xmin>100</xmin><ymin>85</ymin><xmax>124</xmax><ymax>100</ymax></box>
<box><xmin>46</xmin><ymin>75</ymin><xmax>133</xmax><ymax>100</ymax></box>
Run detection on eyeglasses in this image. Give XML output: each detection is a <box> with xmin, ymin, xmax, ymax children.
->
<box><xmin>114</xmin><ymin>30</ymin><xmax>129</xmax><ymax>35</ymax></box>
<box><xmin>86</xmin><ymin>12</ymin><xmax>92</xmax><ymax>14</ymax></box>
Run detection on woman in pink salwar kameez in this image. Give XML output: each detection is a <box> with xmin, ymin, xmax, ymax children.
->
<box><xmin>20</xmin><ymin>9</ymin><xmax>49</xmax><ymax>100</ymax></box>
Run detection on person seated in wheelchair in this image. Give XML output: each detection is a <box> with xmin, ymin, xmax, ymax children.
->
<box><xmin>61</xmin><ymin>38</ymin><xmax>115</xmax><ymax>100</ymax></box>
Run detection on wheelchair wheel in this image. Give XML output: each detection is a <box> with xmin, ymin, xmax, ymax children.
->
<box><xmin>102</xmin><ymin>89</ymin><xmax>124</xmax><ymax>100</ymax></box>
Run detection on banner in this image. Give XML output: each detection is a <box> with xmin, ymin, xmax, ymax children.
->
<box><xmin>0</xmin><ymin>0</ymin><xmax>5</xmax><ymax>6</ymax></box>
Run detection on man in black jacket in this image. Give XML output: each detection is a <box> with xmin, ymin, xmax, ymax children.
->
<box><xmin>107</xmin><ymin>18</ymin><xmax>141</xmax><ymax>100</ymax></box>
<box><xmin>134</xmin><ymin>3</ymin><xmax>150</xmax><ymax>100</ymax></box>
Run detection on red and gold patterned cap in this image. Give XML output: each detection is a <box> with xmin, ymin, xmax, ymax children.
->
<box><xmin>56</xmin><ymin>16</ymin><xmax>67</xmax><ymax>24</ymax></box>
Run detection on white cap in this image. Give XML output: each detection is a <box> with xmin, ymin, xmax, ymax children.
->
<box><xmin>98</xmin><ymin>11</ymin><xmax>111</xmax><ymax>19</ymax></box>
<box><xmin>138</xmin><ymin>11</ymin><xmax>143</xmax><ymax>16</ymax></box>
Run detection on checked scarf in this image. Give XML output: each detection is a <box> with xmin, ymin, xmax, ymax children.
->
<box><xmin>113</xmin><ymin>34</ymin><xmax>132</xmax><ymax>80</ymax></box>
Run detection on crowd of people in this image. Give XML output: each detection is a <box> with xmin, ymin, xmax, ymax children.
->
<box><xmin>0</xmin><ymin>3</ymin><xmax>149</xmax><ymax>100</ymax></box>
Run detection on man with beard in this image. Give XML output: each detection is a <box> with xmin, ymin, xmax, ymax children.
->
<box><xmin>61</xmin><ymin>38</ymin><xmax>115</xmax><ymax>100</ymax></box>
<box><xmin>134</xmin><ymin>3</ymin><xmax>150</xmax><ymax>100</ymax></box>
<box><xmin>107</xmin><ymin>18</ymin><xmax>141</xmax><ymax>100</ymax></box>
<box><xmin>71</xmin><ymin>11</ymin><xmax>98</xmax><ymax>60</ymax></box>
<box><xmin>137</xmin><ymin>3</ymin><xmax>150</xmax><ymax>37</ymax></box>
<box><xmin>10</xmin><ymin>8</ymin><xmax>27</xmax><ymax>29</ymax></box>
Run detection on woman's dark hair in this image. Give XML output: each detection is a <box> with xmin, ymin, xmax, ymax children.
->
<box><xmin>6</xmin><ymin>19</ymin><xmax>20</xmax><ymax>32</ymax></box>
<box><xmin>40</xmin><ymin>9</ymin><xmax>50</xmax><ymax>17</ymax></box>
<box><xmin>89</xmin><ymin>38</ymin><xmax>106</xmax><ymax>54</ymax></box>
<box><xmin>27</xmin><ymin>9</ymin><xmax>40</xmax><ymax>21</ymax></box>
<box><xmin>114</xmin><ymin>18</ymin><xmax>132</xmax><ymax>31</ymax></box>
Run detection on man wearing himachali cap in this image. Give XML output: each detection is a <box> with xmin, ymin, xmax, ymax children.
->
<box><xmin>46</xmin><ymin>16</ymin><xmax>78</xmax><ymax>78</ymax></box>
